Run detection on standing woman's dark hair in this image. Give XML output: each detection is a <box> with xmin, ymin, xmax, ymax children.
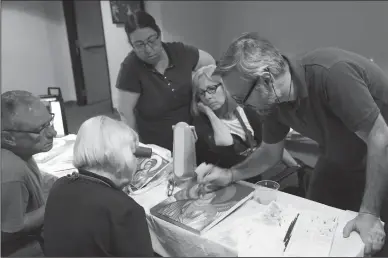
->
<box><xmin>124</xmin><ymin>10</ymin><xmax>161</xmax><ymax>42</ymax></box>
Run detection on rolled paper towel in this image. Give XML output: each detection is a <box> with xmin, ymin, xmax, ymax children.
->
<box><xmin>173</xmin><ymin>122</ymin><xmax>197</xmax><ymax>178</ymax></box>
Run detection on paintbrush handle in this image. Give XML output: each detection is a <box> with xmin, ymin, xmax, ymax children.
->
<box><xmin>283</xmin><ymin>213</ymin><xmax>300</xmax><ymax>251</ymax></box>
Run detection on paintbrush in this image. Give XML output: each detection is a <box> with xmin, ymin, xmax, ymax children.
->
<box><xmin>283</xmin><ymin>213</ymin><xmax>300</xmax><ymax>252</ymax></box>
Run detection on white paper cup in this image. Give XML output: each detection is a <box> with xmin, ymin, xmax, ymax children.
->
<box><xmin>253</xmin><ymin>180</ymin><xmax>280</xmax><ymax>205</ymax></box>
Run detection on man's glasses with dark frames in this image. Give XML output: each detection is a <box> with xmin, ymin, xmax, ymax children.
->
<box><xmin>232</xmin><ymin>77</ymin><xmax>259</xmax><ymax>107</ymax></box>
<box><xmin>2</xmin><ymin>113</ymin><xmax>55</xmax><ymax>134</ymax></box>
<box><xmin>232</xmin><ymin>69</ymin><xmax>281</xmax><ymax>108</ymax></box>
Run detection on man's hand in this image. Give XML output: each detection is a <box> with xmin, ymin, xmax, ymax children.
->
<box><xmin>343</xmin><ymin>213</ymin><xmax>385</xmax><ymax>256</ymax></box>
<box><xmin>195</xmin><ymin>163</ymin><xmax>233</xmax><ymax>188</ymax></box>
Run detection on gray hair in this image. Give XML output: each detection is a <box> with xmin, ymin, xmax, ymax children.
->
<box><xmin>215</xmin><ymin>32</ymin><xmax>287</xmax><ymax>80</ymax></box>
<box><xmin>73</xmin><ymin>116</ymin><xmax>139</xmax><ymax>176</ymax></box>
<box><xmin>1</xmin><ymin>90</ymin><xmax>37</xmax><ymax>130</ymax></box>
<box><xmin>191</xmin><ymin>64</ymin><xmax>237</xmax><ymax>119</ymax></box>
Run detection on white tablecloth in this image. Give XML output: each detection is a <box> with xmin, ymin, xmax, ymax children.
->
<box><xmin>131</xmin><ymin>180</ymin><xmax>364</xmax><ymax>257</ymax></box>
<box><xmin>37</xmin><ymin>136</ymin><xmax>364</xmax><ymax>257</ymax></box>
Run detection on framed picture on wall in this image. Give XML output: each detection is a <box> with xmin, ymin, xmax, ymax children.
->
<box><xmin>110</xmin><ymin>0</ymin><xmax>145</xmax><ymax>24</ymax></box>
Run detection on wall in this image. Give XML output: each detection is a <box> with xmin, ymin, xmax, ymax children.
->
<box><xmin>100</xmin><ymin>1</ymin><xmax>220</xmax><ymax>108</ymax></box>
<box><xmin>3</xmin><ymin>1</ymin><xmax>386</xmax><ymax>106</ymax></box>
<box><xmin>42</xmin><ymin>1</ymin><xmax>76</xmax><ymax>101</ymax></box>
<box><xmin>100</xmin><ymin>0</ymin><xmax>133</xmax><ymax>110</ymax></box>
<box><xmin>1</xmin><ymin>1</ymin><xmax>76</xmax><ymax>101</ymax></box>
<box><xmin>216</xmin><ymin>1</ymin><xmax>388</xmax><ymax>72</ymax></box>
<box><xmin>157</xmin><ymin>1</ymin><xmax>220</xmax><ymax>56</ymax></box>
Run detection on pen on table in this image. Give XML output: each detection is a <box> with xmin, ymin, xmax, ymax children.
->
<box><xmin>283</xmin><ymin>213</ymin><xmax>300</xmax><ymax>252</ymax></box>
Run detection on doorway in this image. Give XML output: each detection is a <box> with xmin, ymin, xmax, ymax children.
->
<box><xmin>62</xmin><ymin>0</ymin><xmax>113</xmax><ymax>109</ymax></box>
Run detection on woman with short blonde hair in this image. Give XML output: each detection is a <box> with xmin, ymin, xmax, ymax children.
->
<box><xmin>44</xmin><ymin>116</ymin><xmax>154</xmax><ymax>257</ymax></box>
<box><xmin>192</xmin><ymin>65</ymin><xmax>299</xmax><ymax>183</ymax></box>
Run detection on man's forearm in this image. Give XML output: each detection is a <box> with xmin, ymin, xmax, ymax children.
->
<box><xmin>230</xmin><ymin>146</ymin><xmax>281</xmax><ymax>181</ymax></box>
<box><xmin>360</xmin><ymin>139</ymin><xmax>388</xmax><ymax>216</ymax></box>
<box><xmin>23</xmin><ymin>205</ymin><xmax>45</xmax><ymax>233</ymax></box>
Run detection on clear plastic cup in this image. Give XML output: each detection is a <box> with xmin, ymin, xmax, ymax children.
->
<box><xmin>253</xmin><ymin>180</ymin><xmax>280</xmax><ymax>205</ymax></box>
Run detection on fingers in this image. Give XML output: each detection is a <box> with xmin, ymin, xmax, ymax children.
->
<box><xmin>201</xmin><ymin>173</ymin><xmax>218</xmax><ymax>185</ymax></box>
<box><xmin>342</xmin><ymin>214</ymin><xmax>386</xmax><ymax>256</ymax></box>
<box><xmin>370</xmin><ymin>231</ymin><xmax>385</xmax><ymax>255</ymax></box>
<box><xmin>195</xmin><ymin>163</ymin><xmax>213</xmax><ymax>183</ymax></box>
<box><xmin>343</xmin><ymin>219</ymin><xmax>357</xmax><ymax>238</ymax></box>
<box><xmin>362</xmin><ymin>230</ymin><xmax>385</xmax><ymax>256</ymax></box>
<box><xmin>371</xmin><ymin>240</ymin><xmax>384</xmax><ymax>255</ymax></box>
<box><xmin>197</xmin><ymin>102</ymin><xmax>205</xmax><ymax>111</ymax></box>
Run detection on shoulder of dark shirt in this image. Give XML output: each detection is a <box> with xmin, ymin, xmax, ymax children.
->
<box><xmin>298</xmin><ymin>47</ymin><xmax>374</xmax><ymax>71</ymax></box>
<box><xmin>1</xmin><ymin>148</ymin><xmax>29</xmax><ymax>183</ymax></box>
<box><xmin>164</xmin><ymin>41</ymin><xmax>186</xmax><ymax>51</ymax></box>
<box><xmin>165</xmin><ymin>41</ymin><xmax>198</xmax><ymax>59</ymax></box>
<box><xmin>49</xmin><ymin>176</ymin><xmax>143</xmax><ymax>213</ymax></box>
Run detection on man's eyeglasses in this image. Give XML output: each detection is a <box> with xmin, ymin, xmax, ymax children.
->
<box><xmin>198</xmin><ymin>83</ymin><xmax>222</xmax><ymax>97</ymax></box>
<box><xmin>232</xmin><ymin>77</ymin><xmax>259</xmax><ymax>107</ymax></box>
<box><xmin>132</xmin><ymin>34</ymin><xmax>160</xmax><ymax>51</ymax></box>
<box><xmin>2</xmin><ymin>113</ymin><xmax>55</xmax><ymax>134</ymax></box>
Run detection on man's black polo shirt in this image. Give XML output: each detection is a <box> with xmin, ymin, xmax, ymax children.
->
<box><xmin>116</xmin><ymin>42</ymin><xmax>199</xmax><ymax>150</ymax></box>
<box><xmin>263</xmin><ymin>47</ymin><xmax>388</xmax><ymax>168</ymax></box>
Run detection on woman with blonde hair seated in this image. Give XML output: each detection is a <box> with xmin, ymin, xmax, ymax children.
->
<box><xmin>43</xmin><ymin>116</ymin><xmax>153</xmax><ymax>257</ymax></box>
<box><xmin>192</xmin><ymin>65</ymin><xmax>299</xmax><ymax>183</ymax></box>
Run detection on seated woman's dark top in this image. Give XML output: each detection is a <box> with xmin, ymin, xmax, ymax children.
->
<box><xmin>194</xmin><ymin>106</ymin><xmax>263</xmax><ymax>183</ymax></box>
<box><xmin>116</xmin><ymin>42</ymin><xmax>199</xmax><ymax>151</ymax></box>
<box><xmin>44</xmin><ymin>169</ymin><xmax>153</xmax><ymax>257</ymax></box>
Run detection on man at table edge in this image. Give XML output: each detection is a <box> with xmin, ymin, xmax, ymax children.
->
<box><xmin>1</xmin><ymin>90</ymin><xmax>58</xmax><ymax>256</ymax></box>
<box><xmin>196</xmin><ymin>32</ymin><xmax>388</xmax><ymax>256</ymax></box>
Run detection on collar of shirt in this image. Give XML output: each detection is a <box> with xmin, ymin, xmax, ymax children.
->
<box><xmin>278</xmin><ymin>55</ymin><xmax>309</xmax><ymax>116</ymax></box>
<box><xmin>77</xmin><ymin>169</ymin><xmax>120</xmax><ymax>190</ymax></box>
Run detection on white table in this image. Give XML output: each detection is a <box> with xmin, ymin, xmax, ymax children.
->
<box><xmin>131</xmin><ymin>180</ymin><xmax>364</xmax><ymax>257</ymax></box>
<box><xmin>37</xmin><ymin>136</ymin><xmax>365</xmax><ymax>257</ymax></box>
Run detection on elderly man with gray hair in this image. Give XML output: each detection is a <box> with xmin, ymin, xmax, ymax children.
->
<box><xmin>1</xmin><ymin>90</ymin><xmax>57</xmax><ymax>256</ymax></box>
<box><xmin>43</xmin><ymin>115</ymin><xmax>153</xmax><ymax>257</ymax></box>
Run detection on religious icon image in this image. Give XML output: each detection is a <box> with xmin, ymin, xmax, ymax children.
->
<box><xmin>109</xmin><ymin>0</ymin><xmax>144</xmax><ymax>24</ymax></box>
<box><xmin>131</xmin><ymin>153</ymin><xmax>170</xmax><ymax>190</ymax></box>
<box><xmin>150</xmin><ymin>180</ymin><xmax>255</xmax><ymax>234</ymax></box>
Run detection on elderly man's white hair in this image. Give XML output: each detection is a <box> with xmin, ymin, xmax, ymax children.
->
<box><xmin>1</xmin><ymin>90</ymin><xmax>38</xmax><ymax>130</ymax></box>
<box><xmin>73</xmin><ymin>116</ymin><xmax>139</xmax><ymax>176</ymax></box>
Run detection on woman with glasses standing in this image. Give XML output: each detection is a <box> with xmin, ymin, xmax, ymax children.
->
<box><xmin>191</xmin><ymin>65</ymin><xmax>298</xmax><ymax>183</ymax></box>
<box><xmin>116</xmin><ymin>11</ymin><xmax>215</xmax><ymax>151</ymax></box>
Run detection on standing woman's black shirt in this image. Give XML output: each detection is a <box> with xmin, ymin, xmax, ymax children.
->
<box><xmin>44</xmin><ymin>169</ymin><xmax>153</xmax><ymax>257</ymax></box>
<box><xmin>116</xmin><ymin>42</ymin><xmax>199</xmax><ymax>151</ymax></box>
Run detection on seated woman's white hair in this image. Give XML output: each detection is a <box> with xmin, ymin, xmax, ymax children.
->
<box><xmin>73</xmin><ymin>116</ymin><xmax>139</xmax><ymax>177</ymax></box>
